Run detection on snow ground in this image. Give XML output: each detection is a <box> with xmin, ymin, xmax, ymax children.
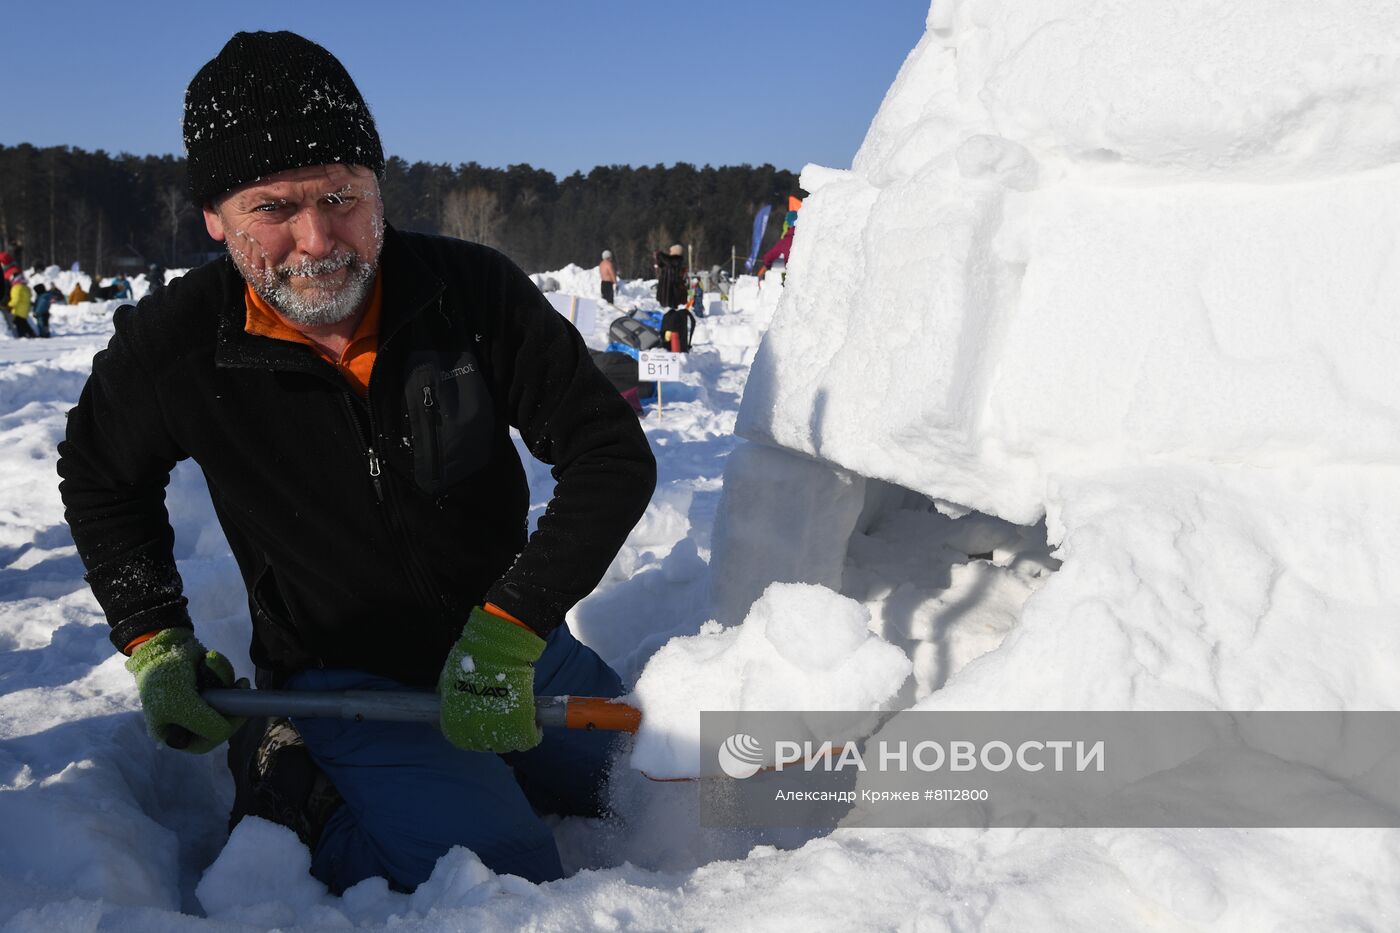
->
<box><xmin>6</xmin><ymin>268</ymin><xmax>1393</xmax><ymax>931</ymax></box>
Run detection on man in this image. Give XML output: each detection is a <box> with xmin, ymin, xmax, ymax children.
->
<box><xmin>57</xmin><ymin>31</ymin><xmax>655</xmax><ymax>893</ymax></box>
<box><xmin>146</xmin><ymin>262</ymin><xmax>167</xmax><ymax>300</ymax></box>
<box><xmin>757</xmin><ymin>220</ymin><xmax>795</xmax><ymax>282</ymax></box>
<box><xmin>598</xmin><ymin>249</ymin><xmax>617</xmax><ymax>305</ymax></box>
<box><xmin>8</xmin><ymin>274</ymin><xmax>34</xmax><ymax>338</ymax></box>
<box><xmin>32</xmin><ymin>282</ymin><xmax>61</xmax><ymax>338</ymax></box>
<box><xmin>0</xmin><ymin>246</ymin><xmax>19</xmax><ymax>285</ymax></box>
<box><xmin>653</xmin><ymin>243</ymin><xmax>686</xmax><ymax>309</ymax></box>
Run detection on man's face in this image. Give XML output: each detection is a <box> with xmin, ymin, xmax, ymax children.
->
<box><xmin>203</xmin><ymin>163</ymin><xmax>385</xmax><ymax>328</ymax></box>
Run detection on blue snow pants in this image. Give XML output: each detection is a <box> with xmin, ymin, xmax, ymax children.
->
<box><xmin>285</xmin><ymin>624</ymin><xmax>624</xmax><ymax>892</ymax></box>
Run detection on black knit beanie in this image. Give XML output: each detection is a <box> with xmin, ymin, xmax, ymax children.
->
<box><xmin>183</xmin><ymin>31</ymin><xmax>385</xmax><ymax>206</ymax></box>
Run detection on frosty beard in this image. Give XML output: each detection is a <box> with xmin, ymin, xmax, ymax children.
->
<box><xmin>227</xmin><ymin>242</ymin><xmax>380</xmax><ymax>328</ymax></box>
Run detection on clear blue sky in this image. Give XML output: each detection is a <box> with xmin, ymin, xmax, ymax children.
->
<box><xmin>7</xmin><ymin>1</ymin><xmax>929</xmax><ymax>178</ymax></box>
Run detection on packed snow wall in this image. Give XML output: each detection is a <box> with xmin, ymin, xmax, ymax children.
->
<box><xmin>711</xmin><ymin>0</ymin><xmax>1400</xmax><ymax>712</ymax></box>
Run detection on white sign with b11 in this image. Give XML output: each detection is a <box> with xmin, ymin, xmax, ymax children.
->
<box><xmin>639</xmin><ymin>350</ymin><xmax>685</xmax><ymax>382</ymax></box>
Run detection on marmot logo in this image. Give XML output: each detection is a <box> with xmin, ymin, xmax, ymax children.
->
<box><xmin>441</xmin><ymin>364</ymin><xmax>477</xmax><ymax>380</ymax></box>
<box><xmin>456</xmin><ymin>681</ymin><xmax>509</xmax><ymax>698</ymax></box>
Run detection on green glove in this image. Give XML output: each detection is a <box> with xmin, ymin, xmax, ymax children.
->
<box><xmin>437</xmin><ymin>606</ymin><xmax>546</xmax><ymax>753</ymax></box>
<box><xmin>124</xmin><ymin>628</ymin><xmax>246</xmax><ymax>754</ymax></box>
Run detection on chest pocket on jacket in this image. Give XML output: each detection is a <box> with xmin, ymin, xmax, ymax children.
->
<box><xmin>405</xmin><ymin>349</ymin><xmax>495</xmax><ymax>495</ymax></box>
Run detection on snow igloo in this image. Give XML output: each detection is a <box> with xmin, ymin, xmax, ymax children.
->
<box><xmin>710</xmin><ymin>0</ymin><xmax>1400</xmax><ymax>715</ymax></box>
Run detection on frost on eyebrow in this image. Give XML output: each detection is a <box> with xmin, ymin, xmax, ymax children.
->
<box><xmin>229</xmin><ymin>192</ymin><xmax>289</xmax><ymax>214</ymax></box>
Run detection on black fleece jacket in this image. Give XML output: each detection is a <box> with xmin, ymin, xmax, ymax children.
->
<box><xmin>57</xmin><ymin>227</ymin><xmax>656</xmax><ymax>687</ymax></box>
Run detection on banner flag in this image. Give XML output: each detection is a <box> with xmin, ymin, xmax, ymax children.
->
<box><xmin>744</xmin><ymin>204</ymin><xmax>773</xmax><ymax>272</ymax></box>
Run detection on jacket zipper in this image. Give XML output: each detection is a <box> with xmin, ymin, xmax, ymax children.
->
<box><xmin>355</xmin><ymin>288</ymin><xmax>453</xmax><ymax>621</ymax></box>
<box><xmin>379</xmin><ymin>294</ymin><xmax>452</xmax><ymax>622</ymax></box>
<box><xmin>340</xmin><ymin>393</ymin><xmax>384</xmax><ymax>502</ymax></box>
<box><xmin>422</xmin><ymin>383</ymin><xmax>442</xmax><ymax>482</ymax></box>
<box><xmin>340</xmin><ymin>387</ymin><xmax>445</xmax><ymax>617</ymax></box>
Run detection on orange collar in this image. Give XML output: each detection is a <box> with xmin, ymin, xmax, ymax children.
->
<box><xmin>244</xmin><ymin>274</ymin><xmax>383</xmax><ymax>396</ymax></box>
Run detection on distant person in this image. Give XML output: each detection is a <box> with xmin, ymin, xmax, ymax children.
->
<box><xmin>68</xmin><ymin>280</ymin><xmax>89</xmax><ymax>304</ymax></box>
<box><xmin>91</xmin><ymin>278</ymin><xmax>129</xmax><ymax>301</ymax></box>
<box><xmin>757</xmin><ymin>222</ymin><xmax>796</xmax><ymax>281</ymax></box>
<box><xmin>653</xmin><ymin>243</ymin><xmax>686</xmax><ymax>309</ymax></box>
<box><xmin>0</xmin><ymin>247</ymin><xmax>19</xmax><ymax>287</ymax></box>
<box><xmin>780</xmin><ymin>207</ymin><xmax>799</xmax><ymax>237</ymax></box>
<box><xmin>598</xmin><ymin>250</ymin><xmax>617</xmax><ymax>305</ymax></box>
<box><xmin>8</xmin><ymin>275</ymin><xmax>34</xmax><ymax>338</ymax></box>
<box><xmin>684</xmin><ymin>275</ymin><xmax>705</xmax><ymax>318</ymax></box>
<box><xmin>661</xmin><ymin>303</ymin><xmax>696</xmax><ymax>353</ymax></box>
<box><xmin>146</xmin><ymin>263</ymin><xmax>167</xmax><ymax>300</ymax></box>
<box><xmin>32</xmin><ymin>283</ymin><xmax>60</xmax><ymax>338</ymax></box>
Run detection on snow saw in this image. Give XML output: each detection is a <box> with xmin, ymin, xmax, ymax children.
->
<box><xmin>202</xmin><ymin>689</ymin><xmax>641</xmax><ymax>733</ymax></box>
<box><xmin>202</xmin><ymin>689</ymin><xmax>849</xmax><ymax>783</ymax></box>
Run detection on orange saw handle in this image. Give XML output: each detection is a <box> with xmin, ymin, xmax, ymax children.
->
<box><xmin>557</xmin><ymin>695</ymin><xmax>642</xmax><ymax>734</ymax></box>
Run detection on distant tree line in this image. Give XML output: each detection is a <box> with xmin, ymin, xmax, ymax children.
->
<box><xmin>0</xmin><ymin>143</ymin><xmax>802</xmax><ymax>278</ymax></box>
